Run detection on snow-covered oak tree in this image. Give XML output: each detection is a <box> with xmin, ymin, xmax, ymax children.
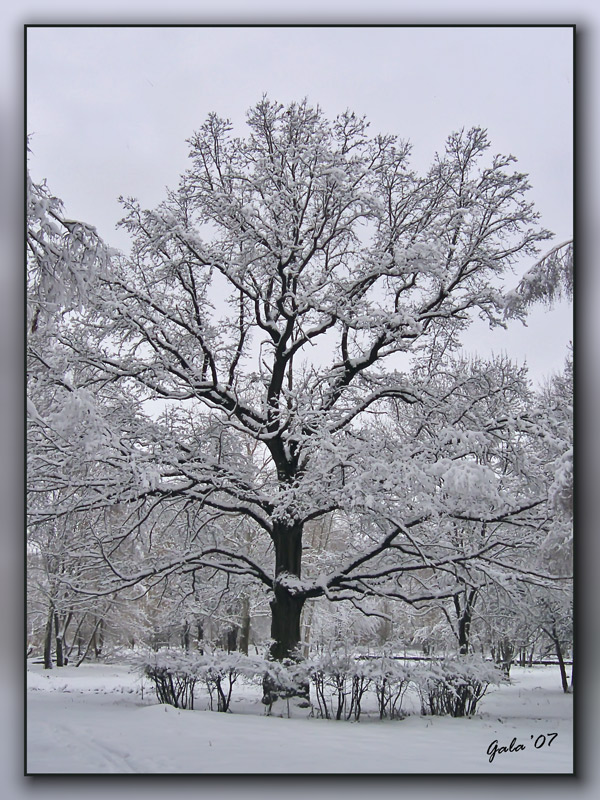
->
<box><xmin>28</xmin><ymin>100</ymin><xmax>564</xmax><ymax>697</ymax></box>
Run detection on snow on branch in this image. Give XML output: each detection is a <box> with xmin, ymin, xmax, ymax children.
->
<box><xmin>504</xmin><ymin>239</ymin><xmax>573</xmax><ymax>318</ymax></box>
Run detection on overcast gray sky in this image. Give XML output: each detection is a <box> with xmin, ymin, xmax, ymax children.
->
<box><xmin>26</xmin><ymin>24</ymin><xmax>573</xmax><ymax>384</ymax></box>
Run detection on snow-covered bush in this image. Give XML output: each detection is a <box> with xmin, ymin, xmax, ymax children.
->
<box><xmin>201</xmin><ymin>650</ymin><xmax>276</xmax><ymax>712</ymax></box>
<box><xmin>138</xmin><ymin>649</ymin><xmax>266</xmax><ymax>712</ymax></box>
<box><xmin>309</xmin><ymin>652</ymin><xmax>355</xmax><ymax>720</ymax></box>
<box><xmin>369</xmin><ymin>655</ymin><xmax>411</xmax><ymax>720</ymax></box>
<box><xmin>309</xmin><ymin>653</ymin><xmax>410</xmax><ymax>721</ymax></box>
<box><xmin>413</xmin><ymin>656</ymin><xmax>503</xmax><ymax>717</ymax></box>
<box><xmin>140</xmin><ymin>651</ymin><xmax>202</xmax><ymax>710</ymax></box>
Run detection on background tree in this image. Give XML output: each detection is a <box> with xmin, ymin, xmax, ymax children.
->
<box><xmin>27</xmin><ymin>158</ymin><xmax>117</xmax><ymax>667</ymax></box>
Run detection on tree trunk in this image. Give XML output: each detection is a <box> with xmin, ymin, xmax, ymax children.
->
<box><xmin>43</xmin><ymin>605</ymin><xmax>53</xmax><ymax>670</ymax></box>
<box><xmin>269</xmin><ymin>586</ymin><xmax>305</xmax><ymax>662</ymax></box>
<box><xmin>80</xmin><ymin>614</ymin><xmax>105</xmax><ymax>663</ymax></box>
<box><xmin>226</xmin><ymin>626</ymin><xmax>238</xmax><ymax>653</ymax></box>
<box><xmin>54</xmin><ymin>611</ymin><xmax>65</xmax><ymax>667</ymax></box>
<box><xmin>569</xmin><ymin>659</ymin><xmax>574</xmax><ymax>692</ymax></box>
<box><xmin>301</xmin><ymin>603</ymin><xmax>314</xmax><ymax>659</ymax></box>
<box><xmin>454</xmin><ymin>588</ymin><xmax>477</xmax><ymax>655</ymax></box>
<box><xmin>182</xmin><ymin>621</ymin><xmax>191</xmax><ymax>653</ymax></box>
<box><xmin>66</xmin><ymin>613</ymin><xmax>86</xmax><ymax>662</ymax></box>
<box><xmin>552</xmin><ymin>627</ymin><xmax>570</xmax><ymax>693</ymax></box>
<box><xmin>54</xmin><ymin>610</ymin><xmax>72</xmax><ymax>667</ymax></box>
<box><xmin>93</xmin><ymin>617</ymin><xmax>104</xmax><ymax>659</ymax></box>
<box><xmin>76</xmin><ymin>616</ymin><xmax>104</xmax><ymax>667</ymax></box>
<box><xmin>457</xmin><ymin>614</ymin><xmax>470</xmax><ymax>655</ymax></box>
<box><xmin>239</xmin><ymin>596</ymin><xmax>251</xmax><ymax>655</ymax></box>
<box><xmin>268</xmin><ymin>521</ymin><xmax>305</xmax><ymax>661</ymax></box>
<box><xmin>263</xmin><ymin>521</ymin><xmax>309</xmax><ymax>709</ymax></box>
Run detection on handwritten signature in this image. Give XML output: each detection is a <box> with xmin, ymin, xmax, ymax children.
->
<box><xmin>487</xmin><ymin>733</ymin><xmax>558</xmax><ymax>763</ymax></box>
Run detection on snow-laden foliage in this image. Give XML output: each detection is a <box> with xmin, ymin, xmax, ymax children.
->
<box><xmin>504</xmin><ymin>240</ymin><xmax>573</xmax><ymax>318</ymax></box>
<box><xmin>27</xmin><ymin>164</ymin><xmax>114</xmax><ymax>332</ymax></box>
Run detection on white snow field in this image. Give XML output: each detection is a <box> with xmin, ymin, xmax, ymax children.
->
<box><xmin>26</xmin><ymin>660</ymin><xmax>573</xmax><ymax>774</ymax></box>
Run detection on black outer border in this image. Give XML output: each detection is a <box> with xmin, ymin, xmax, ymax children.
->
<box><xmin>23</xmin><ymin>21</ymin><xmax>577</xmax><ymax>786</ymax></box>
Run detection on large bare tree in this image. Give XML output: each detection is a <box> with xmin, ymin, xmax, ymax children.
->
<box><xmin>28</xmin><ymin>100</ymin><xmax>563</xmax><ymax>693</ymax></box>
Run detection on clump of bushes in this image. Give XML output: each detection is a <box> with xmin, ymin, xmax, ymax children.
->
<box><xmin>371</xmin><ymin>655</ymin><xmax>411</xmax><ymax>720</ymax></box>
<box><xmin>309</xmin><ymin>652</ymin><xmax>373</xmax><ymax>721</ymax></box>
<box><xmin>308</xmin><ymin>653</ymin><xmax>411</xmax><ymax>721</ymax></box>
<box><xmin>141</xmin><ymin>652</ymin><xmax>201</xmax><ymax>709</ymax></box>
<box><xmin>140</xmin><ymin>650</ymin><xmax>265</xmax><ymax>712</ymax></box>
<box><xmin>138</xmin><ymin>649</ymin><xmax>503</xmax><ymax>719</ymax></box>
<box><xmin>414</xmin><ymin>656</ymin><xmax>501</xmax><ymax>717</ymax></box>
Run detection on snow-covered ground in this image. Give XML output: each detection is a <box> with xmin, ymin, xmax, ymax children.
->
<box><xmin>26</xmin><ymin>659</ymin><xmax>572</xmax><ymax>774</ymax></box>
